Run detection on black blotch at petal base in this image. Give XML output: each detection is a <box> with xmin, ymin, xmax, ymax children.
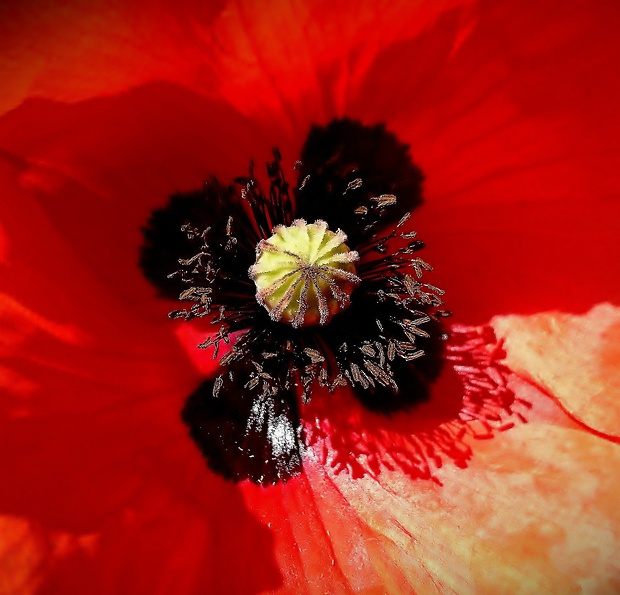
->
<box><xmin>350</xmin><ymin>324</ymin><xmax>445</xmax><ymax>415</ymax></box>
<box><xmin>350</xmin><ymin>353</ymin><xmax>436</xmax><ymax>414</ymax></box>
<box><xmin>181</xmin><ymin>367</ymin><xmax>304</xmax><ymax>485</ymax></box>
<box><xmin>139</xmin><ymin>179</ymin><xmax>238</xmax><ymax>298</ymax></box>
<box><xmin>295</xmin><ymin>119</ymin><xmax>424</xmax><ymax>234</ymax></box>
<box><xmin>141</xmin><ymin>118</ymin><xmax>445</xmax><ymax>484</ymax></box>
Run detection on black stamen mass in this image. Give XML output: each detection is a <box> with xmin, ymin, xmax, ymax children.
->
<box><xmin>295</xmin><ymin>119</ymin><xmax>424</xmax><ymax>232</ymax></box>
<box><xmin>182</xmin><ymin>362</ymin><xmax>303</xmax><ymax>484</ymax></box>
<box><xmin>140</xmin><ymin>119</ymin><xmax>449</xmax><ymax>485</ymax></box>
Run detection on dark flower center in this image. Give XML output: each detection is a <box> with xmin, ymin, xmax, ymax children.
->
<box><xmin>140</xmin><ymin>119</ymin><xmax>454</xmax><ymax>485</ymax></box>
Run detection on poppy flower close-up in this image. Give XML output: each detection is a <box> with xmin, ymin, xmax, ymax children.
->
<box><xmin>1</xmin><ymin>0</ymin><xmax>620</xmax><ymax>593</ymax></box>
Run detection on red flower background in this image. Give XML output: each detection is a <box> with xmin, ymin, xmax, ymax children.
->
<box><xmin>1</xmin><ymin>0</ymin><xmax>620</xmax><ymax>592</ymax></box>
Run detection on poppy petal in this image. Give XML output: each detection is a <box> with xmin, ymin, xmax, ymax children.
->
<box><xmin>206</xmin><ymin>0</ymin><xmax>474</xmax><ymax>126</ymax></box>
<box><xmin>0</xmin><ymin>0</ymin><xmax>225</xmax><ymax>115</ymax></box>
<box><xmin>0</xmin><ymin>515</ymin><xmax>48</xmax><ymax>595</ymax></box>
<box><xmin>0</xmin><ymin>83</ymin><xmax>285</xmax><ymax>311</ymax></box>
<box><xmin>302</xmin><ymin>416</ymin><xmax>620</xmax><ymax>592</ymax></box>
<box><xmin>0</xmin><ymin>160</ymin><xmax>262</xmax><ymax>595</ymax></box>
<box><xmin>345</xmin><ymin>0</ymin><xmax>620</xmax><ymax>321</ymax></box>
<box><xmin>493</xmin><ymin>303</ymin><xmax>620</xmax><ymax>440</ymax></box>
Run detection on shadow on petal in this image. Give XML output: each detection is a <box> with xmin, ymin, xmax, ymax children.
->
<box><xmin>303</xmin><ymin>324</ymin><xmax>530</xmax><ymax>484</ymax></box>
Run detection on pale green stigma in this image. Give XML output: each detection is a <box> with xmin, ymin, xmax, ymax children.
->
<box><xmin>249</xmin><ymin>219</ymin><xmax>360</xmax><ymax>328</ymax></box>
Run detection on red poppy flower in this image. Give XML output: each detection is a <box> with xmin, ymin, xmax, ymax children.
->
<box><xmin>1</xmin><ymin>0</ymin><xmax>620</xmax><ymax>593</ymax></box>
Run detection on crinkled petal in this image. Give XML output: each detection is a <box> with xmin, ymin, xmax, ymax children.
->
<box><xmin>306</xmin><ymin>420</ymin><xmax>620</xmax><ymax>593</ymax></box>
<box><xmin>236</xmin><ymin>316</ymin><xmax>620</xmax><ymax>592</ymax></box>
<box><xmin>240</xmin><ymin>307</ymin><xmax>620</xmax><ymax>592</ymax></box>
<box><xmin>205</xmin><ymin>0</ymin><xmax>474</xmax><ymax>128</ymax></box>
<box><xmin>493</xmin><ymin>303</ymin><xmax>620</xmax><ymax>440</ymax></box>
<box><xmin>0</xmin><ymin>0</ymin><xmax>471</xmax><ymax>120</ymax></box>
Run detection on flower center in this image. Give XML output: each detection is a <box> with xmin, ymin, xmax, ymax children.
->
<box><xmin>250</xmin><ymin>219</ymin><xmax>361</xmax><ymax>328</ymax></box>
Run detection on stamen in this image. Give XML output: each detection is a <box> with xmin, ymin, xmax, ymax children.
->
<box><xmin>151</xmin><ymin>122</ymin><xmax>453</xmax><ymax>485</ymax></box>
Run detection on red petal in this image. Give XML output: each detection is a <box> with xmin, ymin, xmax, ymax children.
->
<box><xmin>0</xmin><ymin>85</ymin><xmax>291</xmax><ymax>308</ymax></box>
<box><xmin>343</xmin><ymin>1</ymin><xmax>620</xmax><ymax>322</ymax></box>
<box><xmin>204</xmin><ymin>0</ymin><xmax>473</xmax><ymax>128</ymax></box>
<box><xmin>0</xmin><ymin>0</ymin><xmax>225</xmax><ymax>114</ymax></box>
<box><xmin>0</xmin><ymin>127</ymin><xmax>286</xmax><ymax>592</ymax></box>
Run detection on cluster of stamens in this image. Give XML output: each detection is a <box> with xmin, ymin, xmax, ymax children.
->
<box><xmin>166</xmin><ymin>144</ymin><xmax>450</xmax><ymax>403</ymax></box>
<box><xmin>158</xmin><ymin>136</ymin><xmax>454</xmax><ymax>485</ymax></box>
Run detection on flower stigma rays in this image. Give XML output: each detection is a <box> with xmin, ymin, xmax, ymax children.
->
<box><xmin>250</xmin><ymin>219</ymin><xmax>361</xmax><ymax>328</ymax></box>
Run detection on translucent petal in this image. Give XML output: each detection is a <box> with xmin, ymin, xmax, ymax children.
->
<box><xmin>493</xmin><ymin>303</ymin><xmax>620</xmax><ymax>439</ymax></box>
